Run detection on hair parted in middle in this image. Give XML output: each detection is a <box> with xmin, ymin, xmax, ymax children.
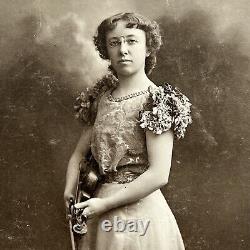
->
<box><xmin>93</xmin><ymin>12</ymin><xmax>162</xmax><ymax>76</ymax></box>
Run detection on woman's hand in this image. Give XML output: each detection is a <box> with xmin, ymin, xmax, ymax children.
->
<box><xmin>64</xmin><ymin>190</ymin><xmax>74</xmax><ymax>206</ymax></box>
<box><xmin>64</xmin><ymin>190</ymin><xmax>75</xmax><ymax>220</ymax></box>
<box><xmin>74</xmin><ymin>198</ymin><xmax>109</xmax><ymax>219</ymax></box>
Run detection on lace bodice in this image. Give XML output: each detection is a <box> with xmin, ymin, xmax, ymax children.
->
<box><xmin>90</xmin><ymin>88</ymin><xmax>150</xmax><ymax>175</ymax></box>
<box><xmin>75</xmin><ymin>82</ymin><xmax>192</xmax><ymax>182</ymax></box>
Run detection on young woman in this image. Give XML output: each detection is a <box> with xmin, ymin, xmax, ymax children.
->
<box><xmin>64</xmin><ymin>12</ymin><xmax>192</xmax><ymax>250</ymax></box>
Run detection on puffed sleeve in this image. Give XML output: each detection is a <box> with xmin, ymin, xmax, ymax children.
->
<box><xmin>74</xmin><ymin>74</ymin><xmax>118</xmax><ymax>126</ymax></box>
<box><xmin>138</xmin><ymin>83</ymin><xmax>192</xmax><ymax>139</ymax></box>
<box><xmin>74</xmin><ymin>87</ymin><xmax>98</xmax><ymax>126</ymax></box>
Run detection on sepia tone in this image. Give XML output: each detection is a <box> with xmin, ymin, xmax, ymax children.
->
<box><xmin>0</xmin><ymin>0</ymin><xmax>249</xmax><ymax>249</ymax></box>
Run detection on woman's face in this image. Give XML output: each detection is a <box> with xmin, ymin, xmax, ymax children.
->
<box><xmin>106</xmin><ymin>20</ymin><xmax>149</xmax><ymax>77</ymax></box>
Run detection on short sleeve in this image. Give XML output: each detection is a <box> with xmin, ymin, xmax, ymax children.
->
<box><xmin>138</xmin><ymin>83</ymin><xmax>192</xmax><ymax>139</ymax></box>
<box><xmin>74</xmin><ymin>88</ymin><xmax>98</xmax><ymax>126</ymax></box>
<box><xmin>74</xmin><ymin>73</ymin><xmax>119</xmax><ymax>126</ymax></box>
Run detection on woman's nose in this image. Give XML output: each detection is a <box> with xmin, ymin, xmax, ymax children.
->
<box><xmin>119</xmin><ymin>41</ymin><xmax>128</xmax><ymax>55</ymax></box>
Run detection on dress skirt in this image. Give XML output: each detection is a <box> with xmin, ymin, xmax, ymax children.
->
<box><xmin>77</xmin><ymin>183</ymin><xmax>185</xmax><ymax>250</ymax></box>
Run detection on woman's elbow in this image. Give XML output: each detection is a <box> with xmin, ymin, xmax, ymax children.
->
<box><xmin>158</xmin><ymin>176</ymin><xmax>169</xmax><ymax>187</ymax></box>
<box><xmin>151</xmin><ymin>171</ymin><xmax>169</xmax><ymax>188</ymax></box>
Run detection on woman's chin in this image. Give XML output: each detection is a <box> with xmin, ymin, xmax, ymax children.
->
<box><xmin>115</xmin><ymin>67</ymin><xmax>139</xmax><ymax>77</ymax></box>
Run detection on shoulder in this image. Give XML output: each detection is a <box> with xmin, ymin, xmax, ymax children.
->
<box><xmin>74</xmin><ymin>74</ymin><xmax>118</xmax><ymax>125</ymax></box>
<box><xmin>139</xmin><ymin>83</ymin><xmax>192</xmax><ymax>139</ymax></box>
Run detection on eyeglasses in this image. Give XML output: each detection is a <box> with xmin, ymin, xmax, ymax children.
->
<box><xmin>107</xmin><ymin>36</ymin><xmax>139</xmax><ymax>48</ymax></box>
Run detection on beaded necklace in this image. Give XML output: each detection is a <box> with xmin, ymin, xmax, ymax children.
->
<box><xmin>108</xmin><ymin>88</ymin><xmax>149</xmax><ymax>102</ymax></box>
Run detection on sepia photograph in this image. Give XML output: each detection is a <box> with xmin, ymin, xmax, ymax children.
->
<box><xmin>0</xmin><ymin>0</ymin><xmax>249</xmax><ymax>249</ymax></box>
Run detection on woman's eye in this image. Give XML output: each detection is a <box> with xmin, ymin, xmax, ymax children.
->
<box><xmin>127</xmin><ymin>39</ymin><xmax>138</xmax><ymax>44</ymax></box>
<box><xmin>108</xmin><ymin>38</ymin><xmax>138</xmax><ymax>47</ymax></box>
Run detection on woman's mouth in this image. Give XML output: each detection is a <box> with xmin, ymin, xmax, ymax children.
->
<box><xmin>118</xmin><ymin>59</ymin><xmax>132</xmax><ymax>64</ymax></box>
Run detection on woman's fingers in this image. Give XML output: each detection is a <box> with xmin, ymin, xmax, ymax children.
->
<box><xmin>75</xmin><ymin>201</ymin><xmax>94</xmax><ymax>218</ymax></box>
<box><xmin>82</xmin><ymin>207</ymin><xmax>91</xmax><ymax>218</ymax></box>
<box><xmin>74</xmin><ymin>200</ymin><xmax>89</xmax><ymax>209</ymax></box>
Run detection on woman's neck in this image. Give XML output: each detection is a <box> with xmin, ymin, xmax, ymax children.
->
<box><xmin>115</xmin><ymin>71</ymin><xmax>153</xmax><ymax>96</ymax></box>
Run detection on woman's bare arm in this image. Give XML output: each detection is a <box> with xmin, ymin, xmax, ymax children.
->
<box><xmin>75</xmin><ymin>129</ymin><xmax>174</xmax><ymax>214</ymax></box>
<box><xmin>64</xmin><ymin>125</ymin><xmax>93</xmax><ymax>205</ymax></box>
<box><xmin>103</xmin><ymin>130</ymin><xmax>174</xmax><ymax>209</ymax></box>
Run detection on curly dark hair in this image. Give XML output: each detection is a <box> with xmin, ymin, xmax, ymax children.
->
<box><xmin>93</xmin><ymin>12</ymin><xmax>162</xmax><ymax>76</ymax></box>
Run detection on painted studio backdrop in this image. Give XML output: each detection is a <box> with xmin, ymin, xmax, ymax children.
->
<box><xmin>0</xmin><ymin>0</ymin><xmax>249</xmax><ymax>249</ymax></box>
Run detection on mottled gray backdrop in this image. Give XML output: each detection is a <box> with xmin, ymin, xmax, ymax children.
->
<box><xmin>0</xmin><ymin>0</ymin><xmax>249</xmax><ymax>249</ymax></box>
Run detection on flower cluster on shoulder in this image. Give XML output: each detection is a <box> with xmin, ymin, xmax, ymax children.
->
<box><xmin>139</xmin><ymin>83</ymin><xmax>192</xmax><ymax>139</ymax></box>
<box><xmin>74</xmin><ymin>73</ymin><xmax>118</xmax><ymax>125</ymax></box>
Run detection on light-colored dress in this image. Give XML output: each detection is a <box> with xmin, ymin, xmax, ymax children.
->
<box><xmin>74</xmin><ymin>80</ymin><xmax>192</xmax><ymax>250</ymax></box>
